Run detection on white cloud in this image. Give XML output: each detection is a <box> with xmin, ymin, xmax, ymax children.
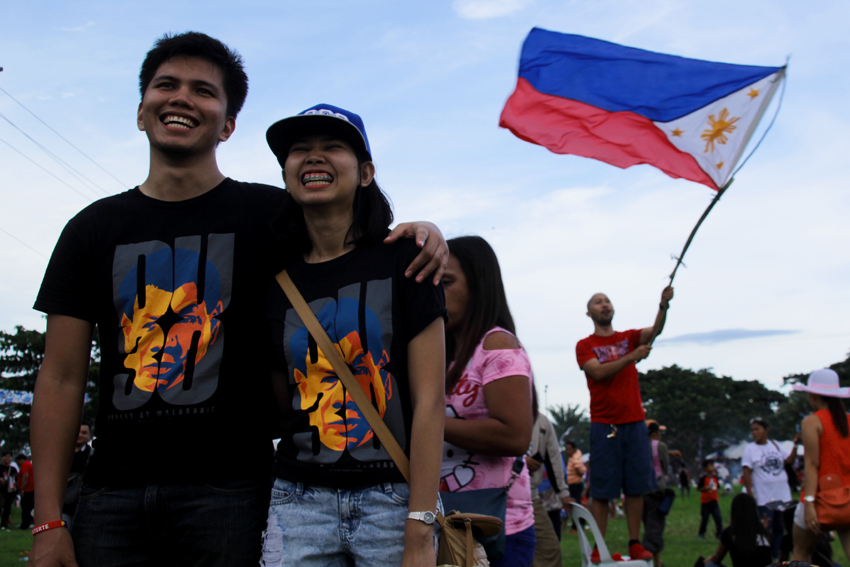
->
<box><xmin>61</xmin><ymin>92</ymin><xmax>74</xmax><ymax>98</ymax></box>
<box><xmin>452</xmin><ymin>0</ymin><xmax>533</xmax><ymax>19</ymax></box>
<box><xmin>61</xmin><ymin>21</ymin><xmax>95</xmax><ymax>33</ymax></box>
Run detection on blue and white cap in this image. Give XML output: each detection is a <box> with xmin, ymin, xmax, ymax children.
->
<box><xmin>266</xmin><ymin>104</ymin><xmax>371</xmax><ymax>167</ymax></box>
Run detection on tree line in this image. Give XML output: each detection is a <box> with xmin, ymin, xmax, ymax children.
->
<box><xmin>0</xmin><ymin>326</ymin><xmax>100</xmax><ymax>453</ymax></box>
<box><xmin>2</xmin><ymin>323</ymin><xmax>847</xmax><ymax>465</ymax></box>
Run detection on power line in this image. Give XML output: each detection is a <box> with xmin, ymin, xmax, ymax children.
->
<box><xmin>0</xmin><ymin>85</ymin><xmax>127</xmax><ymax>188</ymax></box>
<box><xmin>0</xmin><ymin>111</ymin><xmax>108</xmax><ymax>198</ymax></box>
<box><xmin>0</xmin><ymin>226</ymin><xmax>48</xmax><ymax>260</ymax></box>
<box><xmin>0</xmin><ymin>136</ymin><xmax>94</xmax><ymax>202</ymax></box>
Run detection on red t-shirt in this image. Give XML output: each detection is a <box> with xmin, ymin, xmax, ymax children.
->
<box><xmin>19</xmin><ymin>460</ymin><xmax>34</xmax><ymax>493</ymax></box>
<box><xmin>575</xmin><ymin>329</ymin><xmax>645</xmax><ymax>424</ymax></box>
<box><xmin>699</xmin><ymin>473</ymin><xmax>719</xmax><ymax>503</ymax></box>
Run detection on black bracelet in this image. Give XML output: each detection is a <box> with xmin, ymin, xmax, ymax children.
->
<box><xmin>659</xmin><ymin>303</ymin><xmax>668</xmax><ymax>310</ymax></box>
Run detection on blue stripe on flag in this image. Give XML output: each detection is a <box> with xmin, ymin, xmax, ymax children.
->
<box><xmin>518</xmin><ymin>28</ymin><xmax>782</xmax><ymax>122</ymax></box>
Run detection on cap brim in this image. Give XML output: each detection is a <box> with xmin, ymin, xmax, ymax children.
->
<box><xmin>266</xmin><ymin>114</ymin><xmax>370</xmax><ymax>167</ymax></box>
<box><xmin>792</xmin><ymin>383</ymin><xmax>850</xmax><ymax>398</ymax></box>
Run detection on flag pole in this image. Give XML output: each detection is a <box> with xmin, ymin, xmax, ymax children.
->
<box><xmin>667</xmin><ymin>178</ymin><xmax>733</xmax><ymax>285</ymax></box>
<box><xmin>648</xmin><ymin>178</ymin><xmax>733</xmax><ymax>346</ymax></box>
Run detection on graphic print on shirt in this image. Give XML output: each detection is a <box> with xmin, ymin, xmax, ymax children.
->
<box><xmin>591</xmin><ymin>339</ymin><xmax>630</xmax><ymax>363</ymax></box>
<box><xmin>111</xmin><ymin>234</ymin><xmax>233</xmax><ymax>411</ymax></box>
<box><xmin>284</xmin><ymin>278</ymin><xmax>404</xmax><ymax>465</ymax></box>
<box><xmin>440</xmin><ymin>405</ymin><xmax>479</xmax><ymax>491</ymax></box>
<box><xmin>754</xmin><ymin>451</ymin><xmax>785</xmax><ymax>476</ymax></box>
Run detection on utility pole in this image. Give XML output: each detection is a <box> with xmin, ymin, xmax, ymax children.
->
<box><xmin>544</xmin><ymin>384</ymin><xmax>548</xmax><ymax>411</ymax></box>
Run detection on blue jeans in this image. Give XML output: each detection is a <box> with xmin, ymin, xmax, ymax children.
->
<box><xmin>262</xmin><ymin>478</ymin><xmax>412</xmax><ymax>566</ymax></box>
<box><xmin>698</xmin><ymin>500</ymin><xmax>723</xmax><ymax>537</ymax></box>
<box><xmin>71</xmin><ymin>480</ymin><xmax>270</xmax><ymax>567</ymax></box>
<box><xmin>490</xmin><ymin>524</ymin><xmax>536</xmax><ymax>567</ymax></box>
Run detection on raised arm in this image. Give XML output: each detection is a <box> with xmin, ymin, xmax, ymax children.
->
<box><xmin>444</xmin><ymin>332</ymin><xmax>533</xmax><ymax>456</ymax></box>
<box><xmin>384</xmin><ymin>222</ymin><xmax>448</xmax><ymax>285</ymax></box>
<box><xmin>640</xmin><ymin>286</ymin><xmax>674</xmax><ymax>345</ymax></box>
<box><xmin>403</xmin><ymin>317</ymin><xmax>446</xmax><ymax>567</ymax></box>
<box><xmin>31</xmin><ymin>314</ymin><xmax>93</xmax><ymax>567</ymax></box>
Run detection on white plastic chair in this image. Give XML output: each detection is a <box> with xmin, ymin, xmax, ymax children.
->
<box><xmin>569</xmin><ymin>503</ymin><xmax>653</xmax><ymax>567</ymax></box>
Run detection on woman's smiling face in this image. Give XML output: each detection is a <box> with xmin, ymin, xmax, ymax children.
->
<box><xmin>283</xmin><ymin>135</ymin><xmax>373</xmax><ymax>210</ymax></box>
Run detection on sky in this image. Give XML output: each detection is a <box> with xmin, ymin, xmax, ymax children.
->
<box><xmin>1</xmin><ymin>0</ymin><xmax>849</xmax><ymax>414</ymax></box>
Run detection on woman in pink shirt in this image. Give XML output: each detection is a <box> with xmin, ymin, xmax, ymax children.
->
<box><xmin>439</xmin><ymin>236</ymin><xmax>535</xmax><ymax>567</ymax></box>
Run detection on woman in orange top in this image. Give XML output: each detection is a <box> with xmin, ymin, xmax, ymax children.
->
<box><xmin>791</xmin><ymin>368</ymin><xmax>850</xmax><ymax>562</ymax></box>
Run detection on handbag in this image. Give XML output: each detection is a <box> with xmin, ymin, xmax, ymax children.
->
<box><xmin>275</xmin><ymin>270</ymin><xmax>502</xmax><ymax>567</ymax></box>
<box><xmin>815</xmin><ymin>473</ymin><xmax>850</xmax><ymax>529</ymax></box>
<box><xmin>439</xmin><ymin>457</ymin><xmax>524</xmax><ymax>561</ymax></box>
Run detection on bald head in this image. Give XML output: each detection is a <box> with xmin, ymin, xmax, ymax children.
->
<box><xmin>587</xmin><ymin>293</ymin><xmax>609</xmax><ymax>311</ymax></box>
<box><xmin>586</xmin><ymin>293</ymin><xmax>614</xmax><ymax>327</ymax></box>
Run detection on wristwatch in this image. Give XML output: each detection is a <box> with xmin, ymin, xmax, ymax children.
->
<box><xmin>407</xmin><ymin>511</ymin><xmax>436</xmax><ymax>525</ymax></box>
<box><xmin>804</xmin><ymin>495</ymin><xmax>816</xmax><ymax>503</ymax></box>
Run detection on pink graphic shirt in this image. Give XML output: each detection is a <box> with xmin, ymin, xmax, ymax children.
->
<box><xmin>441</xmin><ymin>327</ymin><xmax>535</xmax><ymax>535</ymax></box>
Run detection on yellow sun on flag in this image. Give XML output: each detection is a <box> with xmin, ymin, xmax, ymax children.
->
<box><xmin>701</xmin><ymin>108</ymin><xmax>740</xmax><ymax>154</ymax></box>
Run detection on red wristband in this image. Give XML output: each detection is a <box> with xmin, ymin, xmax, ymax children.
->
<box><xmin>32</xmin><ymin>520</ymin><xmax>66</xmax><ymax>536</ymax></box>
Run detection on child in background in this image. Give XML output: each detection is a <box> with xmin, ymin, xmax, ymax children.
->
<box><xmin>697</xmin><ymin>459</ymin><xmax>723</xmax><ymax>539</ymax></box>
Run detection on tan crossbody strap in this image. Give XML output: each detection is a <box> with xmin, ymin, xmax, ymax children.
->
<box><xmin>275</xmin><ymin>269</ymin><xmax>412</xmax><ymax>483</ymax></box>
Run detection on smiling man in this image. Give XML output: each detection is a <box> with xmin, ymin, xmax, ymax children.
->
<box><xmin>30</xmin><ymin>32</ymin><xmax>447</xmax><ymax>567</ymax></box>
<box><xmin>574</xmin><ymin>286</ymin><xmax>673</xmax><ymax>564</ymax></box>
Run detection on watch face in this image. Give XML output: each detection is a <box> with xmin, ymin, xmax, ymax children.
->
<box><xmin>423</xmin><ymin>511</ymin><xmax>436</xmax><ymax>524</ymax></box>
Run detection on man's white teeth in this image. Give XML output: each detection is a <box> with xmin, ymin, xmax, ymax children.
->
<box><xmin>163</xmin><ymin>115</ymin><xmax>198</xmax><ymax>129</ymax></box>
<box><xmin>302</xmin><ymin>173</ymin><xmax>333</xmax><ymax>186</ymax></box>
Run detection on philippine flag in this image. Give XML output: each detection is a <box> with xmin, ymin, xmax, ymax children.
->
<box><xmin>499</xmin><ymin>28</ymin><xmax>786</xmax><ymax>190</ymax></box>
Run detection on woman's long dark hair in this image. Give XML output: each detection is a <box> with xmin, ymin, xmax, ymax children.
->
<box><xmin>825</xmin><ymin>396</ymin><xmax>849</xmax><ymax>438</ymax></box>
<box><xmin>445</xmin><ymin>236</ymin><xmax>516</xmax><ymax>392</ymax></box>
<box><xmin>271</xmin><ymin>148</ymin><xmax>393</xmax><ymax>264</ymax></box>
<box><xmin>729</xmin><ymin>493</ymin><xmax>770</xmax><ymax>557</ymax></box>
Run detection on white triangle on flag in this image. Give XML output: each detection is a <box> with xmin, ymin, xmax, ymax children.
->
<box><xmin>654</xmin><ymin>68</ymin><xmax>785</xmax><ymax>189</ymax></box>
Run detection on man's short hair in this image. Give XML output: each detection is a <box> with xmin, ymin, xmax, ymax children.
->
<box><xmin>139</xmin><ymin>31</ymin><xmax>249</xmax><ymax>120</ymax></box>
<box><xmin>1</xmin><ymin>451</ymin><xmax>11</xmax><ymax>457</ymax></box>
<box><xmin>702</xmin><ymin>459</ymin><xmax>714</xmax><ymax>469</ymax></box>
<box><xmin>565</xmin><ymin>440</ymin><xmax>577</xmax><ymax>449</ymax></box>
<box><xmin>14</xmin><ymin>454</ymin><xmax>27</xmax><ymax>461</ymax></box>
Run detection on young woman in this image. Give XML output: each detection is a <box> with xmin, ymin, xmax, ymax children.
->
<box><xmin>440</xmin><ymin>235</ymin><xmax>536</xmax><ymax>567</ymax></box>
<box><xmin>705</xmin><ymin>492</ymin><xmax>772</xmax><ymax>567</ymax></box>
<box><xmin>262</xmin><ymin>104</ymin><xmax>446</xmax><ymax>567</ymax></box>
<box><xmin>742</xmin><ymin>417</ymin><xmax>799</xmax><ymax>558</ymax></box>
<box><xmin>791</xmin><ymin>368</ymin><xmax>850</xmax><ymax>563</ymax></box>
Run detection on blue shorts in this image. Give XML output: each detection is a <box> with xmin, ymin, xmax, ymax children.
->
<box><xmin>589</xmin><ymin>420</ymin><xmax>657</xmax><ymax>499</ymax></box>
<box><xmin>262</xmin><ymin>479</ymin><xmax>413</xmax><ymax>566</ymax></box>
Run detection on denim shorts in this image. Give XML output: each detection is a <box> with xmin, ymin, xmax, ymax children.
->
<box><xmin>71</xmin><ymin>480</ymin><xmax>270</xmax><ymax>567</ymax></box>
<box><xmin>589</xmin><ymin>420</ymin><xmax>657</xmax><ymax>499</ymax></box>
<box><xmin>261</xmin><ymin>478</ymin><xmax>413</xmax><ymax>567</ymax></box>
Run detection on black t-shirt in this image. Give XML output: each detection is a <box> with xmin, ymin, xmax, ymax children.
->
<box><xmin>720</xmin><ymin>526</ymin><xmax>772</xmax><ymax>567</ymax></box>
<box><xmin>0</xmin><ymin>465</ymin><xmax>16</xmax><ymax>493</ymax></box>
<box><xmin>267</xmin><ymin>239</ymin><xmax>446</xmax><ymax>488</ymax></box>
<box><xmin>34</xmin><ymin>179</ymin><xmax>287</xmax><ymax>487</ymax></box>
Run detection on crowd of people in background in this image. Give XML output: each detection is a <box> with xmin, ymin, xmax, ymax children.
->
<box><xmin>1</xmin><ymin>28</ymin><xmax>845</xmax><ymax>567</ymax></box>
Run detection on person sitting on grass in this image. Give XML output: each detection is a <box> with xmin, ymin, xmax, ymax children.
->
<box><xmin>703</xmin><ymin>492</ymin><xmax>772</xmax><ymax>567</ymax></box>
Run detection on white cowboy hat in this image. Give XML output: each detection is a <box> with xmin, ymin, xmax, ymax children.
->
<box><xmin>792</xmin><ymin>368</ymin><xmax>850</xmax><ymax>398</ymax></box>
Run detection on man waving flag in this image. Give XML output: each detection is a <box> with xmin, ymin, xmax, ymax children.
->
<box><xmin>499</xmin><ymin>28</ymin><xmax>785</xmax><ymax>190</ymax></box>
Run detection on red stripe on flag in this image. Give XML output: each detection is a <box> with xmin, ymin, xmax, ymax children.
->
<box><xmin>499</xmin><ymin>78</ymin><xmax>718</xmax><ymax>190</ymax></box>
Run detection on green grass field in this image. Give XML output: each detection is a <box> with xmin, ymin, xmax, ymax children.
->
<box><xmin>560</xmin><ymin>488</ymin><xmax>776</xmax><ymax>567</ymax></box>
<box><xmin>0</xmin><ymin>506</ymin><xmax>32</xmax><ymax>565</ymax></box>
